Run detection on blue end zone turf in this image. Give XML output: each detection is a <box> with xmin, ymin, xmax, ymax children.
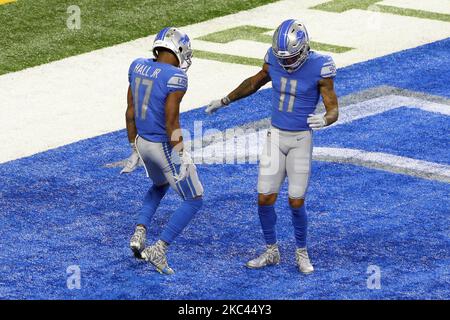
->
<box><xmin>335</xmin><ymin>38</ymin><xmax>450</xmax><ymax>99</ymax></box>
<box><xmin>314</xmin><ymin>107</ymin><xmax>450</xmax><ymax>165</ymax></box>
<box><xmin>0</xmin><ymin>39</ymin><xmax>449</xmax><ymax>299</ymax></box>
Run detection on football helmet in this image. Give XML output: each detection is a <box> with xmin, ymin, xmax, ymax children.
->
<box><xmin>152</xmin><ymin>27</ymin><xmax>193</xmax><ymax>71</ymax></box>
<box><xmin>272</xmin><ymin>19</ymin><xmax>310</xmax><ymax>72</ymax></box>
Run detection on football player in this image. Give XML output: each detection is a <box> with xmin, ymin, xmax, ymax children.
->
<box><xmin>123</xmin><ymin>27</ymin><xmax>203</xmax><ymax>275</ymax></box>
<box><xmin>205</xmin><ymin>19</ymin><xmax>339</xmax><ymax>274</ymax></box>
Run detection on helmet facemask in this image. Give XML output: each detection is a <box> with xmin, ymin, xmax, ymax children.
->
<box><xmin>178</xmin><ymin>45</ymin><xmax>193</xmax><ymax>72</ymax></box>
<box><xmin>276</xmin><ymin>43</ymin><xmax>310</xmax><ymax>73</ymax></box>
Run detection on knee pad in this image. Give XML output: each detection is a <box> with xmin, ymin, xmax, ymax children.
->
<box><xmin>258</xmin><ymin>179</ymin><xmax>282</xmax><ymax>195</ymax></box>
<box><xmin>288</xmin><ymin>184</ymin><xmax>307</xmax><ymax>200</ymax></box>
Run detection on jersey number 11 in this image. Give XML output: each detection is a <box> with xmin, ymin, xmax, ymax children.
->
<box><xmin>279</xmin><ymin>77</ymin><xmax>298</xmax><ymax>113</ymax></box>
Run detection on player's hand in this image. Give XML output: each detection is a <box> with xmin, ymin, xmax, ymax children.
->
<box><xmin>205</xmin><ymin>96</ymin><xmax>230</xmax><ymax>114</ymax></box>
<box><xmin>307</xmin><ymin>113</ymin><xmax>327</xmax><ymax>130</ymax></box>
<box><xmin>175</xmin><ymin>150</ymin><xmax>194</xmax><ymax>182</ymax></box>
<box><xmin>120</xmin><ymin>142</ymin><xmax>141</xmax><ymax>174</ymax></box>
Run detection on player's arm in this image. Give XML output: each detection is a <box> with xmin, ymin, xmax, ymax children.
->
<box><xmin>165</xmin><ymin>90</ymin><xmax>185</xmax><ymax>152</ymax></box>
<box><xmin>125</xmin><ymin>85</ymin><xmax>137</xmax><ymax>142</ymax></box>
<box><xmin>227</xmin><ymin>63</ymin><xmax>271</xmax><ymax>102</ymax></box>
<box><xmin>319</xmin><ymin>77</ymin><xmax>339</xmax><ymax>126</ymax></box>
<box><xmin>307</xmin><ymin>78</ymin><xmax>339</xmax><ymax>130</ymax></box>
<box><xmin>205</xmin><ymin>63</ymin><xmax>271</xmax><ymax>114</ymax></box>
<box><xmin>121</xmin><ymin>85</ymin><xmax>140</xmax><ymax>174</ymax></box>
<box><xmin>165</xmin><ymin>90</ymin><xmax>194</xmax><ymax>182</ymax></box>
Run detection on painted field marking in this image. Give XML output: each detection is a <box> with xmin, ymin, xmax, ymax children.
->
<box><xmin>194</xmin><ymin>50</ymin><xmax>263</xmax><ymax>67</ymax></box>
<box><xmin>329</xmin><ymin>95</ymin><xmax>450</xmax><ymax>127</ymax></box>
<box><xmin>197</xmin><ymin>25</ymin><xmax>352</xmax><ymax>52</ymax></box>
<box><xmin>194</xmin><ymin>25</ymin><xmax>352</xmax><ymax>66</ymax></box>
<box><xmin>380</xmin><ymin>0</ymin><xmax>450</xmax><ymax>16</ymax></box>
<box><xmin>312</xmin><ymin>0</ymin><xmax>450</xmax><ymax>22</ymax></box>
<box><xmin>183</xmin><ymin>91</ymin><xmax>450</xmax><ymax>182</ymax></box>
<box><xmin>193</xmin><ymin>130</ymin><xmax>450</xmax><ymax>183</ymax></box>
<box><xmin>314</xmin><ymin>147</ymin><xmax>450</xmax><ymax>183</ymax></box>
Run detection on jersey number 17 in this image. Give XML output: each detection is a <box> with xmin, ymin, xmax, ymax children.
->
<box><xmin>134</xmin><ymin>77</ymin><xmax>154</xmax><ymax>120</ymax></box>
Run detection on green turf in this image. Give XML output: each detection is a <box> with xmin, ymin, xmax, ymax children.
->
<box><xmin>0</xmin><ymin>0</ymin><xmax>277</xmax><ymax>75</ymax></box>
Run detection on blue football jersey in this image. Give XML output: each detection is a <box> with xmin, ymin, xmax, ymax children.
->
<box><xmin>265</xmin><ymin>48</ymin><xmax>336</xmax><ymax>131</ymax></box>
<box><xmin>128</xmin><ymin>58</ymin><xmax>188</xmax><ymax>142</ymax></box>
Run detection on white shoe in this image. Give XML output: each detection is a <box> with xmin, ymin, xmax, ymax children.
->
<box><xmin>296</xmin><ymin>248</ymin><xmax>314</xmax><ymax>274</ymax></box>
<box><xmin>141</xmin><ymin>240</ymin><xmax>174</xmax><ymax>275</ymax></box>
<box><xmin>130</xmin><ymin>225</ymin><xmax>146</xmax><ymax>258</ymax></box>
<box><xmin>246</xmin><ymin>244</ymin><xmax>280</xmax><ymax>269</ymax></box>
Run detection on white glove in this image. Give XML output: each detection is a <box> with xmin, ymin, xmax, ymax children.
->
<box><xmin>174</xmin><ymin>150</ymin><xmax>194</xmax><ymax>182</ymax></box>
<box><xmin>120</xmin><ymin>142</ymin><xmax>141</xmax><ymax>174</ymax></box>
<box><xmin>205</xmin><ymin>96</ymin><xmax>231</xmax><ymax>114</ymax></box>
<box><xmin>307</xmin><ymin>113</ymin><xmax>327</xmax><ymax>130</ymax></box>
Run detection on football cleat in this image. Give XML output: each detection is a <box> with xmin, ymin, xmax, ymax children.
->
<box><xmin>246</xmin><ymin>244</ymin><xmax>280</xmax><ymax>269</ymax></box>
<box><xmin>296</xmin><ymin>247</ymin><xmax>314</xmax><ymax>274</ymax></box>
<box><xmin>130</xmin><ymin>225</ymin><xmax>146</xmax><ymax>258</ymax></box>
<box><xmin>141</xmin><ymin>240</ymin><xmax>174</xmax><ymax>275</ymax></box>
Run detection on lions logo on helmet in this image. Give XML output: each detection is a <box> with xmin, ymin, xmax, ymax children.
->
<box><xmin>272</xmin><ymin>19</ymin><xmax>310</xmax><ymax>73</ymax></box>
<box><xmin>152</xmin><ymin>27</ymin><xmax>193</xmax><ymax>71</ymax></box>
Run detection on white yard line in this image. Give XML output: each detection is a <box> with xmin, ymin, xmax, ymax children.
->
<box><xmin>1</xmin><ymin>0</ymin><xmax>450</xmax><ymax>164</ymax></box>
<box><xmin>314</xmin><ymin>147</ymin><xmax>450</xmax><ymax>183</ymax></box>
<box><xmin>195</xmin><ymin>133</ymin><xmax>450</xmax><ymax>183</ymax></box>
<box><xmin>327</xmin><ymin>95</ymin><xmax>450</xmax><ymax>127</ymax></box>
